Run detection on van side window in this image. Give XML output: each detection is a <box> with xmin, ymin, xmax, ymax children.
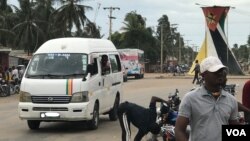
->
<box><xmin>116</xmin><ymin>54</ymin><xmax>122</xmax><ymax>71</ymax></box>
<box><xmin>92</xmin><ymin>58</ymin><xmax>98</xmax><ymax>75</ymax></box>
<box><xmin>101</xmin><ymin>55</ymin><xmax>110</xmax><ymax>75</ymax></box>
<box><xmin>109</xmin><ymin>54</ymin><xmax>121</xmax><ymax>73</ymax></box>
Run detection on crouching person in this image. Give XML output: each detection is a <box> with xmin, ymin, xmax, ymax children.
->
<box><xmin>117</xmin><ymin>96</ymin><xmax>169</xmax><ymax>141</ymax></box>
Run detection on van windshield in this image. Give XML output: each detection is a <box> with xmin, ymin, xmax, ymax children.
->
<box><xmin>26</xmin><ymin>53</ymin><xmax>88</xmax><ymax>79</ymax></box>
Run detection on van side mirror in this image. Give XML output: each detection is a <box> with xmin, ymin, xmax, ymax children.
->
<box><xmin>87</xmin><ymin>64</ymin><xmax>94</xmax><ymax>75</ymax></box>
<box><xmin>82</xmin><ymin>64</ymin><xmax>94</xmax><ymax>81</ymax></box>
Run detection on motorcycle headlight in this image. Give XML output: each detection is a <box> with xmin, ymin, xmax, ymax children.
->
<box><xmin>19</xmin><ymin>91</ymin><xmax>32</xmax><ymax>102</ymax></box>
<box><xmin>70</xmin><ymin>91</ymin><xmax>89</xmax><ymax>103</ymax></box>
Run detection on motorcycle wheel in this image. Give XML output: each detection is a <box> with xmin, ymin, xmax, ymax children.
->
<box><xmin>14</xmin><ymin>85</ymin><xmax>20</xmax><ymax>94</ymax></box>
<box><xmin>0</xmin><ymin>85</ymin><xmax>9</xmax><ymax>97</ymax></box>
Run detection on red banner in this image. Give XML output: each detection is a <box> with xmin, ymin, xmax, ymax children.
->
<box><xmin>202</xmin><ymin>6</ymin><xmax>230</xmax><ymax>31</ymax></box>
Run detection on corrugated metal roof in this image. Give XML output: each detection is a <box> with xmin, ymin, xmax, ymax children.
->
<box><xmin>0</xmin><ymin>46</ymin><xmax>12</xmax><ymax>52</ymax></box>
<box><xmin>9</xmin><ymin>50</ymin><xmax>32</xmax><ymax>60</ymax></box>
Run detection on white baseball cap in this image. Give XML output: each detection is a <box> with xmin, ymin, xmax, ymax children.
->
<box><xmin>200</xmin><ymin>56</ymin><xmax>226</xmax><ymax>73</ymax></box>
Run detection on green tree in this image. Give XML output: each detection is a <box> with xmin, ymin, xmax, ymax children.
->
<box><xmin>75</xmin><ymin>22</ymin><xmax>101</xmax><ymax>38</ymax></box>
<box><xmin>120</xmin><ymin>11</ymin><xmax>159</xmax><ymax>63</ymax></box>
<box><xmin>11</xmin><ymin>0</ymin><xmax>46</xmax><ymax>54</ymax></box>
<box><xmin>121</xmin><ymin>11</ymin><xmax>147</xmax><ymax>48</ymax></box>
<box><xmin>232</xmin><ymin>44</ymin><xmax>239</xmax><ymax>59</ymax></box>
<box><xmin>238</xmin><ymin>45</ymin><xmax>248</xmax><ymax>62</ymax></box>
<box><xmin>248</xmin><ymin>35</ymin><xmax>250</xmax><ymax>47</ymax></box>
<box><xmin>0</xmin><ymin>0</ymin><xmax>16</xmax><ymax>47</ymax></box>
<box><xmin>175</xmin><ymin>32</ymin><xmax>185</xmax><ymax>64</ymax></box>
<box><xmin>33</xmin><ymin>0</ymin><xmax>55</xmax><ymax>40</ymax></box>
<box><xmin>111</xmin><ymin>31</ymin><xmax>123</xmax><ymax>48</ymax></box>
<box><xmin>156</xmin><ymin>15</ymin><xmax>172</xmax><ymax>62</ymax></box>
<box><xmin>50</xmin><ymin>0</ymin><xmax>94</xmax><ymax>37</ymax></box>
<box><xmin>170</xmin><ymin>32</ymin><xmax>180</xmax><ymax>59</ymax></box>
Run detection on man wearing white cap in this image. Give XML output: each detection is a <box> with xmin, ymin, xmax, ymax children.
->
<box><xmin>175</xmin><ymin>56</ymin><xmax>241</xmax><ymax>141</ymax></box>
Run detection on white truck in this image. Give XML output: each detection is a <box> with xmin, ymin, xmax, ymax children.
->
<box><xmin>18</xmin><ymin>38</ymin><xmax>123</xmax><ymax>130</ymax></box>
<box><xmin>118</xmin><ymin>48</ymin><xmax>145</xmax><ymax>79</ymax></box>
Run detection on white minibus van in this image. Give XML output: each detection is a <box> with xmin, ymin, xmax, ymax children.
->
<box><xmin>18</xmin><ymin>38</ymin><xmax>123</xmax><ymax>130</ymax></box>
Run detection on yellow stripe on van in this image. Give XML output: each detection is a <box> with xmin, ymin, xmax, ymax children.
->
<box><xmin>66</xmin><ymin>79</ymin><xmax>73</xmax><ymax>96</ymax></box>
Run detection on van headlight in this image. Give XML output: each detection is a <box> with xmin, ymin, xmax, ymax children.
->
<box><xmin>19</xmin><ymin>91</ymin><xmax>32</xmax><ymax>102</ymax></box>
<box><xmin>70</xmin><ymin>91</ymin><xmax>89</xmax><ymax>103</ymax></box>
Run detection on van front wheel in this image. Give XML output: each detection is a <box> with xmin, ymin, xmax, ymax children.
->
<box><xmin>27</xmin><ymin>120</ymin><xmax>40</xmax><ymax>130</ymax></box>
<box><xmin>109</xmin><ymin>96</ymin><xmax>119</xmax><ymax>121</ymax></box>
<box><xmin>87</xmin><ymin>103</ymin><xmax>99</xmax><ymax>130</ymax></box>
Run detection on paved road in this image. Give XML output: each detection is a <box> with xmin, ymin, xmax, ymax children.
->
<box><xmin>0</xmin><ymin>73</ymin><xmax>248</xmax><ymax>141</ymax></box>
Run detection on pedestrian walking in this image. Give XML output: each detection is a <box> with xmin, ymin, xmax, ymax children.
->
<box><xmin>191</xmin><ymin>60</ymin><xmax>200</xmax><ymax>84</ymax></box>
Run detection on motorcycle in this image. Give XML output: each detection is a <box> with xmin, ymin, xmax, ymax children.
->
<box><xmin>8</xmin><ymin>78</ymin><xmax>21</xmax><ymax>95</ymax></box>
<box><xmin>153</xmin><ymin>89</ymin><xmax>181</xmax><ymax>141</ymax></box>
<box><xmin>223</xmin><ymin>84</ymin><xmax>237</xmax><ymax>96</ymax></box>
<box><xmin>0</xmin><ymin>78</ymin><xmax>9</xmax><ymax>97</ymax></box>
<box><xmin>151</xmin><ymin>89</ymin><xmax>192</xmax><ymax>141</ymax></box>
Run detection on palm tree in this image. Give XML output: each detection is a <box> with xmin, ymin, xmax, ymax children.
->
<box><xmin>248</xmin><ymin>35</ymin><xmax>250</xmax><ymax>47</ymax></box>
<box><xmin>10</xmin><ymin>0</ymin><xmax>47</xmax><ymax>54</ymax></box>
<box><xmin>75</xmin><ymin>21</ymin><xmax>101</xmax><ymax>38</ymax></box>
<box><xmin>50</xmin><ymin>0</ymin><xmax>93</xmax><ymax>37</ymax></box>
<box><xmin>0</xmin><ymin>0</ymin><xmax>16</xmax><ymax>47</ymax></box>
<box><xmin>33</xmin><ymin>0</ymin><xmax>55</xmax><ymax>40</ymax></box>
<box><xmin>120</xmin><ymin>11</ymin><xmax>159</xmax><ymax>63</ymax></box>
<box><xmin>157</xmin><ymin>15</ymin><xmax>172</xmax><ymax>61</ymax></box>
<box><xmin>121</xmin><ymin>11</ymin><xmax>147</xmax><ymax>48</ymax></box>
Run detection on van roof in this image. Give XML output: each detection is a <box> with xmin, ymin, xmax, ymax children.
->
<box><xmin>34</xmin><ymin>38</ymin><xmax>117</xmax><ymax>54</ymax></box>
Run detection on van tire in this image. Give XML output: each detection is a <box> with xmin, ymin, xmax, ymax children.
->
<box><xmin>27</xmin><ymin>120</ymin><xmax>40</xmax><ymax>130</ymax></box>
<box><xmin>135</xmin><ymin>75</ymin><xmax>140</xmax><ymax>79</ymax></box>
<box><xmin>123</xmin><ymin>76</ymin><xmax>128</xmax><ymax>82</ymax></box>
<box><xmin>109</xmin><ymin>96</ymin><xmax>119</xmax><ymax>121</ymax></box>
<box><xmin>87</xmin><ymin>103</ymin><xmax>99</xmax><ymax>130</ymax></box>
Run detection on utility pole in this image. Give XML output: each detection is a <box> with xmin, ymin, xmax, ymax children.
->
<box><xmin>185</xmin><ymin>40</ymin><xmax>191</xmax><ymax>66</ymax></box>
<box><xmin>161</xmin><ymin>24</ymin><xmax>164</xmax><ymax>73</ymax></box>
<box><xmin>170</xmin><ymin>24</ymin><xmax>178</xmax><ymax>59</ymax></box>
<box><xmin>191</xmin><ymin>44</ymin><xmax>197</xmax><ymax>61</ymax></box>
<box><xmin>103</xmin><ymin>7</ymin><xmax>120</xmax><ymax>40</ymax></box>
<box><xmin>178</xmin><ymin>34</ymin><xmax>184</xmax><ymax>64</ymax></box>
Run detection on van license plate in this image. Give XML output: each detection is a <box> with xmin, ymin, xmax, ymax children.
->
<box><xmin>40</xmin><ymin>112</ymin><xmax>60</xmax><ymax>119</ymax></box>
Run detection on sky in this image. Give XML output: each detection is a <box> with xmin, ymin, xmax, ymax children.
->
<box><xmin>8</xmin><ymin>0</ymin><xmax>250</xmax><ymax>49</ymax></box>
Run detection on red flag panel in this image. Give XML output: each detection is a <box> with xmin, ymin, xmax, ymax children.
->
<box><xmin>202</xmin><ymin>7</ymin><xmax>229</xmax><ymax>31</ymax></box>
